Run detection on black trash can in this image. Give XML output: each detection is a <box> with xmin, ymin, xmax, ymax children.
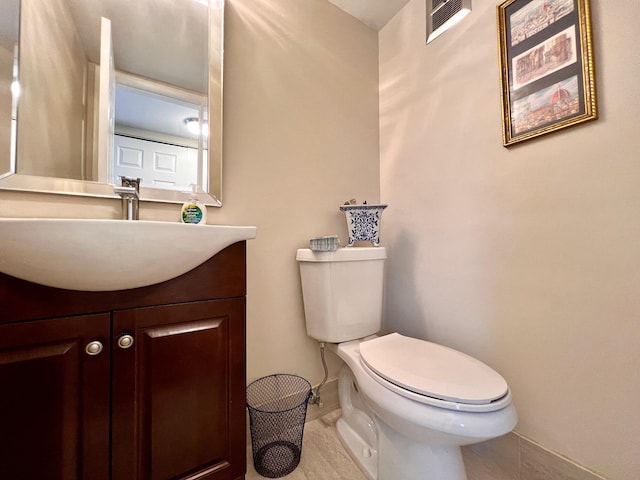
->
<box><xmin>247</xmin><ymin>374</ymin><xmax>312</xmax><ymax>478</ymax></box>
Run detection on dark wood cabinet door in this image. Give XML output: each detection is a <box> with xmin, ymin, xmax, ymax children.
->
<box><xmin>0</xmin><ymin>314</ymin><xmax>111</xmax><ymax>480</ymax></box>
<box><xmin>112</xmin><ymin>299</ymin><xmax>246</xmax><ymax>480</ymax></box>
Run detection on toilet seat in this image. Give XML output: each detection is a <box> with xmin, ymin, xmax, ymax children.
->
<box><xmin>359</xmin><ymin>333</ymin><xmax>511</xmax><ymax>413</ymax></box>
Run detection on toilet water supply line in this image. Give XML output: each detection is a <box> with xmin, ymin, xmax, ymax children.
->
<box><xmin>310</xmin><ymin>342</ymin><xmax>328</xmax><ymax>407</ymax></box>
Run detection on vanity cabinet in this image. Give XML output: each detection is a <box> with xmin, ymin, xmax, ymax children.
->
<box><xmin>0</xmin><ymin>242</ymin><xmax>248</xmax><ymax>480</ymax></box>
<box><xmin>0</xmin><ymin>313</ymin><xmax>111</xmax><ymax>479</ymax></box>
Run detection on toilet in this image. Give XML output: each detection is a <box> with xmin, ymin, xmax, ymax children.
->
<box><xmin>296</xmin><ymin>247</ymin><xmax>517</xmax><ymax>480</ymax></box>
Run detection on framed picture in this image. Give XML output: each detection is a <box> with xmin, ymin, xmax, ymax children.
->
<box><xmin>497</xmin><ymin>0</ymin><xmax>597</xmax><ymax>146</ymax></box>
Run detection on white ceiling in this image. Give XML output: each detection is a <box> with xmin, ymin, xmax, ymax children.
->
<box><xmin>67</xmin><ymin>0</ymin><xmax>209</xmax><ymax>93</ymax></box>
<box><xmin>327</xmin><ymin>0</ymin><xmax>411</xmax><ymax>30</ymax></box>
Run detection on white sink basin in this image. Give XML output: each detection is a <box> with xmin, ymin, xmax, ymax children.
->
<box><xmin>0</xmin><ymin>219</ymin><xmax>257</xmax><ymax>291</ymax></box>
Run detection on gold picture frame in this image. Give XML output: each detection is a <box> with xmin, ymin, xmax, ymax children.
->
<box><xmin>497</xmin><ymin>0</ymin><xmax>597</xmax><ymax>146</ymax></box>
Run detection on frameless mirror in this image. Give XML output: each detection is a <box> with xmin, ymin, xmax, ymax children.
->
<box><xmin>0</xmin><ymin>0</ymin><xmax>223</xmax><ymax>206</ymax></box>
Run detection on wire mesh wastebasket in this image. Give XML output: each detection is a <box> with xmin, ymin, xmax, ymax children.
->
<box><xmin>247</xmin><ymin>374</ymin><xmax>312</xmax><ymax>478</ymax></box>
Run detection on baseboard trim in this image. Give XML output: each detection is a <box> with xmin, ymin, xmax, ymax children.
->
<box><xmin>462</xmin><ymin>431</ymin><xmax>609</xmax><ymax>480</ymax></box>
<box><xmin>248</xmin><ymin>377</ymin><xmax>609</xmax><ymax>480</ymax></box>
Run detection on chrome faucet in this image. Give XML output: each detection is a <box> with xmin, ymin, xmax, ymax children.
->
<box><xmin>114</xmin><ymin>177</ymin><xmax>141</xmax><ymax>220</ymax></box>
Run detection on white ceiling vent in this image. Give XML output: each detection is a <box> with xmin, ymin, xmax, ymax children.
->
<box><xmin>427</xmin><ymin>0</ymin><xmax>472</xmax><ymax>44</ymax></box>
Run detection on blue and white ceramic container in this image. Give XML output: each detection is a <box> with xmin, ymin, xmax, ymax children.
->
<box><xmin>339</xmin><ymin>204</ymin><xmax>387</xmax><ymax>246</ymax></box>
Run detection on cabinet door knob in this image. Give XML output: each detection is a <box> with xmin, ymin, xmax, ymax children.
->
<box><xmin>85</xmin><ymin>340</ymin><xmax>104</xmax><ymax>356</ymax></box>
<box><xmin>117</xmin><ymin>334</ymin><xmax>135</xmax><ymax>349</ymax></box>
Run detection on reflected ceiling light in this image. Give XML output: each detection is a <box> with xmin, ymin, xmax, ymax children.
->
<box><xmin>10</xmin><ymin>80</ymin><xmax>20</xmax><ymax>99</ymax></box>
<box><xmin>11</xmin><ymin>45</ymin><xmax>19</xmax><ymax>99</ymax></box>
<box><xmin>184</xmin><ymin>117</ymin><xmax>209</xmax><ymax>136</ymax></box>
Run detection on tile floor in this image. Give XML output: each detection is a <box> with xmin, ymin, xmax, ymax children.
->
<box><xmin>246</xmin><ymin>410</ymin><xmax>366</xmax><ymax>480</ymax></box>
<box><xmin>245</xmin><ymin>410</ymin><xmax>512</xmax><ymax>480</ymax></box>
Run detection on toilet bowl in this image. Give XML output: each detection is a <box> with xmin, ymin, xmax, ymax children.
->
<box><xmin>296</xmin><ymin>247</ymin><xmax>517</xmax><ymax>480</ymax></box>
<box><xmin>331</xmin><ymin>336</ymin><xmax>517</xmax><ymax>480</ymax></box>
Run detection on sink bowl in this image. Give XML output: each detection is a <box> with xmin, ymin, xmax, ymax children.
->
<box><xmin>0</xmin><ymin>219</ymin><xmax>257</xmax><ymax>291</ymax></box>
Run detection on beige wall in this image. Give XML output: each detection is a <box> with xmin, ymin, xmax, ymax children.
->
<box><xmin>219</xmin><ymin>0</ymin><xmax>379</xmax><ymax>384</ymax></box>
<box><xmin>6</xmin><ymin>1</ymin><xmax>636</xmax><ymax>478</ymax></box>
<box><xmin>379</xmin><ymin>1</ymin><xmax>640</xmax><ymax>479</ymax></box>
<box><xmin>0</xmin><ymin>0</ymin><xmax>379</xmax><ymax>389</ymax></box>
<box><xmin>18</xmin><ymin>0</ymin><xmax>87</xmax><ymax>179</ymax></box>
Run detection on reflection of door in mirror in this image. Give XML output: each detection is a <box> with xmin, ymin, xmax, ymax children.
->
<box><xmin>113</xmin><ymin>81</ymin><xmax>208</xmax><ymax>192</ymax></box>
<box><xmin>0</xmin><ymin>0</ymin><xmax>221</xmax><ymax>205</ymax></box>
<box><xmin>13</xmin><ymin>0</ymin><xmax>210</xmax><ymax>192</ymax></box>
<box><xmin>115</xmin><ymin>138</ymin><xmax>195</xmax><ymax>191</ymax></box>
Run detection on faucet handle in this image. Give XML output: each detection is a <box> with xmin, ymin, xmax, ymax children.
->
<box><xmin>114</xmin><ymin>186</ymin><xmax>139</xmax><ymax>198</ymax></box>
<box><xmin>120</xmin><ymin>176</ymin><xmax>141</xmax><ymax>192</ymax></box>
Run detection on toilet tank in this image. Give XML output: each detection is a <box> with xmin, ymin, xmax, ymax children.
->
<box><xmin>296</xmin><ymin>247</ymin><xmax>386</xmax><ymax>343</ymax></box>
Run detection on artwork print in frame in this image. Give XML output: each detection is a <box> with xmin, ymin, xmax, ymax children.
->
<box><xmin>497</xmin><ymin>0</ymin><xmax>597</xmax><ymax>146</ymax></box>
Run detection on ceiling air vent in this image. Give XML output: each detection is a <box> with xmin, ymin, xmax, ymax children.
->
<box><xmin>427</xmin><ymin>0</ymin><xmax>471</xmax><ymax>44</ymax></box>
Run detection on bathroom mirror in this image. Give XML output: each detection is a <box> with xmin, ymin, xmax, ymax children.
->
<box><xmin>0</xmin><ymin>0</ymin><xmax>223</xmax><ymax>206</ymax></box>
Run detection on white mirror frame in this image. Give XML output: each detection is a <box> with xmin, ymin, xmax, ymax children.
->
<box><xmin>0</xmin><ymin>0</ymin><xmax>223</xmax><ymax>207</ymax></box>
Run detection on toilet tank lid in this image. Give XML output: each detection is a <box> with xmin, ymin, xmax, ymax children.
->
<box><xmin>296</xmin><ymin>247</ymin><xmax>387</xmax><ymax>262</ymax></box>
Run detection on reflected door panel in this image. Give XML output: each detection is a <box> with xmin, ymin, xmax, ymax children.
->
<box><xmin>114</xmin><ymin>135</ymin><xmax>199</xmax><ymax>190</ymax></box>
